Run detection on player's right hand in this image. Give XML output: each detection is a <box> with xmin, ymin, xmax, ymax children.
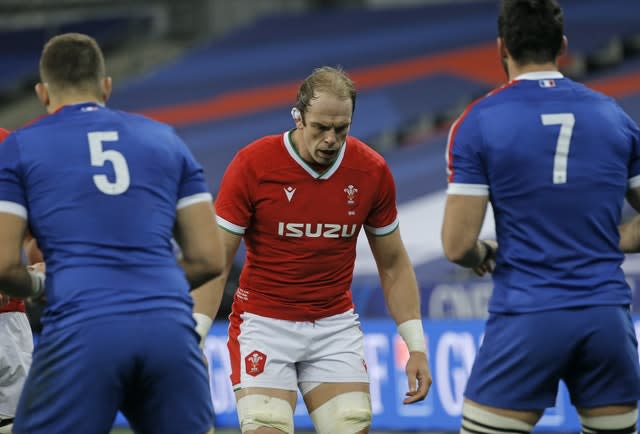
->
<box><xmin>473</xmin><ymin>239</ymin><xmax>497</xmax><ymax>277</ymax></box>
<box><xmin>27</xmin><ymin>262</ymin><xmax>47</xmax><ymax>303</ymax></box>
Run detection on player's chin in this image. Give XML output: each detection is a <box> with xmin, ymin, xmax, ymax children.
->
<box><xmin>315</xmin><ymin>154</ymin><xmax>337</xmax><ymax>165</ymax></box>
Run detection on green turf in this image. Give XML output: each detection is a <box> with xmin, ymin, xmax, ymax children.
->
<box><xmin>110</xmin><ymin>430</ymin><xmax>245</xmax><ymax>434</ymax></box>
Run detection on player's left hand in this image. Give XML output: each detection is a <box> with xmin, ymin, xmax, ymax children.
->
<box><xmin>0</xmin><ymin>293</ymin><xmax>7</xmax><ymax>308</ymax></box>
<box><xmin>403</xmin><ymin>351</ymin><xmax>431</xmax><ymax>404</ymax></box>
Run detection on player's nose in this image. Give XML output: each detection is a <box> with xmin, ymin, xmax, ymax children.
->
<box><xmin>324</xmin><ymin>130</ymin><xmax>337</xmax><ymax>145</ymax></box>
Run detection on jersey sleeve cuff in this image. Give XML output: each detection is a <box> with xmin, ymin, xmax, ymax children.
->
<box><xmin>364</xmin><ymin>216</ymin><xmax>399</xmax><ymax>236</ymax></box>
<box><xmin>0</xmin><ymin>201</ymin><xmax>27</xmax><ymax>219</ymax></box>
<box><xmin>177</xmin><ymin>192</ymin><xmax>213</xmax><ymax>210</ymax></box>
<box><xmin>447</xmin><ymin>183</ymin><xmax>489</xmax><ymax>196</ymax></box>
<box><xmin>216</xmin><ymin>215</ymin><xmax>245</xmax><ymax>235</ymax></box>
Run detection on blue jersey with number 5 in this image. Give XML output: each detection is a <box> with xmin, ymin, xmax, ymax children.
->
<box><xmin>446</xmin><ymin>72</ymin><xmax>640</xmax><ymax>313</ymax></box>
<box><xmin>0</xmin><ymin>102</ymin><xmax>211</xmax><ymax>328</ymax></box>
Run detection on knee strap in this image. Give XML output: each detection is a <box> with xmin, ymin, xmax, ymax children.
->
<box><xmin>236</xmin><ymin>394</ymin><xmax>294</xmax><ymax>434</ymax></box>
<box><xmin>580</xmin><ymin>409</ymin><xmax>637</xmax><ymax>434</ymax></box>
<box><xmin>309</xmin><ymin>391</ymin><xmax>371</xmax><ymax>434</ymax></box>
<box><xmin>461</xmin><ymin>402</ymin><xmax>533</xmax><ymax>434</ymax></box>
<box><xmin>0</xmin><ymin>418</ymin><xmax>13</xmax><ymax>434</ymax></box>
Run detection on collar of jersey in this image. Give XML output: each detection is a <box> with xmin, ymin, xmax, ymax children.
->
<box><xmin>283</xmin><ymin>130</ymin><xmax>346</xmax><ymax>180</ymax></box>
<box><xmin>513</xmin><ymin>71</ymin><xmax>564</xmax><ymax>81</ymax></box>
<box><xmin>53</xmin><ymin>101</ymin><xmax>105</xmax><ymax>114</ymax></box>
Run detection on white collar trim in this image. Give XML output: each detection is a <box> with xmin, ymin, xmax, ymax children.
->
<box><xmin>283</xmin><ymin>131</ymin><xmax>346</xmax><ymax>180</ymax></box>
<box><xmin>514</xmin><ymin>71</ymin><xmax>564</xmax><ymax>81</ymax></box>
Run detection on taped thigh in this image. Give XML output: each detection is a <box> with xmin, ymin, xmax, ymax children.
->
<box><xmin>580</xmin><ymin>409</ymin><xmax>637</xmax><ymax>434</ymax></box>
<box><xmin>236</xmin><ymin>394</ymin><xmax>293</xmax><ymax>434</ymax></box>
<box><xmin>0</xmin><ymin>419</ymin><xmax>12</xmax><ymax>434</ymax></box>
<box><xmin>460</xmin><ymin>402</ymin><xmax>534</xmax><ymax>434</ymax></box>
<box><xmin>309</xmin><ymin>391</ymin><xmax>371</xmax><ymax>434</ymax></box>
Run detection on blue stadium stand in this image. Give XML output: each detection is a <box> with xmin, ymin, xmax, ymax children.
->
<box><xmin>0</xmin><ymin>16</ymin><xmax>153</xmax><ymax>97</ymax></box>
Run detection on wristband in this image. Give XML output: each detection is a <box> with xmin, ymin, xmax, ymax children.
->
<box><xmin>193</xmin><ymin>312</ymin><xmax>213</xmax><ymax>349</ymax></box>
<box><xmin>397</xmin><ymin>319</ymin><xmax>427</xmax><ymax>353</ymax></box>
<box><xmin>28</xmin><ymin>269</ymin><xmax>45</xmax><ymax>299</ymax></box>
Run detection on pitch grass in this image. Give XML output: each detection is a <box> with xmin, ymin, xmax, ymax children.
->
<box><xmin>110</xmin><ymin>430</ymin><xmax>312</xmax><ymax>434</ymax></box>
<box><xmin>110</xmin><ymin>430</ymin><xmax>248</xmax><ymax>434</ymax></box>
<box><xmin>110</xmin><ymin>430</ymin><xmax>451</xmax><ymax>434</ymax></box>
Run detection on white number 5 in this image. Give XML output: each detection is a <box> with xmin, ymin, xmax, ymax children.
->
<box><xmin>541</xmin><ymin>113</ymin><xmax>575</xmax><ymax>184</ymax></box>
<box><xmin>88</xmin><ymin>131</ymin><xmax>130</xmax><ymax>195</ymax></box>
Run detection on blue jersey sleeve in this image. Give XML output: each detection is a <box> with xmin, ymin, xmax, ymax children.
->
<box><xmin>0</xmin><ymin>132</ymin><xmax>27</xmax><ymax>218</ymax></box>
<box><xmin>446</xmin><ymin>106</ymin><xmax>489</xmax><ymax>195</ymax></box>
<box><xmin>175</xmin><ymin>134</ymin><xmax>212</xmax><ymax>209</ymax></box>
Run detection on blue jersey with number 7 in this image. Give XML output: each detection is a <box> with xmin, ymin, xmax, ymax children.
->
<box><xmin>446</xmin><ymin>72</ymin><xmax>640</xmax><ymax>313</ymax></box>
<box><xmin>0</xmin><ymin>102</ymin><xmax>211</xmax><ymax>329</ymax></box>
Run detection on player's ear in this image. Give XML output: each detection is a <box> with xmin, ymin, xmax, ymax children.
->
<box><xmin>35</xmin><ymin>82</ymin><xmax>50</xmax><ymax>109</ymax></box>
<box><xmin>497</xmin><ymin>37</ymin><xmax>508</xmax><ymax>61</ymax></box>
<box><xmin>291</xmin><ymin>107</ymin><xmax>304</xmax><ymax>129</ymax></box>
<box><xmin>497</xmin><ymin>37</ymin><xmax>511</xmax><ymax>79</ymax></box>
<box><xmin>101</xmin><ymin>77</ymin><xmax>112</xmax><ymax>103</ymax></box>
<box><xmin>559</xmin><ymin>35</ymin><xmax>568</xmax><ymax>58</ymax></box>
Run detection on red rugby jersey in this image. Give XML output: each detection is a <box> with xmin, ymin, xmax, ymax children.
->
<box><xmin>215</xmin><ymin>131</ymin><xmax>399</xmax><ymax>321</ymax></box>
<box><xmin>0</xmin><ymin>127</ymin><xmax>25</xmax><ymax>314</ymax></box>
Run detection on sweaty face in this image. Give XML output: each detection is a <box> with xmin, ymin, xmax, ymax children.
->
<box><xmin>298</xmin><ymin>92</ymin><xmax>352</xmax><ymax>166</ymax></box>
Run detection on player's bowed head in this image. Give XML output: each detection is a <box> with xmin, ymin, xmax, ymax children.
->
<box><xmin>34</xmin><ymin>33</ymin><xmax>112</xmax><ymax>114</ymax></box>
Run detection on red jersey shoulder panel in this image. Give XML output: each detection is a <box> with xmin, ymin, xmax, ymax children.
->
<box><xmin>0</xmin><ymin>128</ymin><xmax>26</xmax><ymax>313</ymax></box>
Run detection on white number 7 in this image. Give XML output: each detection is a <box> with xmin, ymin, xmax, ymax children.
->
<box><xmin>88</xmin><ymin>131</ymin><xmax>130</xmax><ymax>195</ymax></box>
<box><xmin>541</xmin><ymin>113</ymin><xmax>575</xmax><ymax>184</ymax></box>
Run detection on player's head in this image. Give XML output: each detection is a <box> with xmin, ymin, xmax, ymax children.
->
<box><xmin>497</xmin><ymin>0</ymin><xmax>566</xmax><ymax>74</ymax></box>
<box><xmin>294</xmin><ymin>66</ymin><xmax>356</xmax><ymax>123</ymax></box>
<box><xmin>35</xmin><ymin>33</ymin><xmax>112</xmax><ymax>112</ymax></box>
<box><xmin>291</xmin><ymin>66</ymin><xmax>355</xmax><ymax>166</ymax></box>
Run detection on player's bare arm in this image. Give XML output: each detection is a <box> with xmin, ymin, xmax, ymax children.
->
<box><xmin>0</xmin><ymin>213</ymin><xmax>44</xmax><ymax>299</ymax></box>
<box><xmin>620</xmin><ymin>186</ymin><xmax>640</xmax><ymax>253</ymax></box>
<box><xmin>366</xmin><ymin>228</ymin><xmax>432</xmax><ymax>404</ymax></box>
<box><xmin>191</xmin><ymin>229</ymin><xmax>242</xmax><ymax>347</ymax></box>
<box><xmin>441</xmin><ymin>194</ymin><xmax>496</xmax><ymax>275</ymax></box>
<box><xmin>174</xmin><ymin>201</ymin><xmax>226</xmax><ymax>289</ymax></box>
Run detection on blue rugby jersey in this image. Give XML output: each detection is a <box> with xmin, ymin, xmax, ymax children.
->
<box><xmin>447</xmin><ymin>72</ymin><xmax>640</xmax><ymax>313</ymax></box>
<box><xmin>0</xmin><ymin>102</ymin><xmax>212</xmax><ymax>328</ymax></box>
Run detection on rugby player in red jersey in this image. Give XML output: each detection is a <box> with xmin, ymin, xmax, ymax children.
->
<box><xmin>193</xmin><ymin>66</ymin><xmax>431</xmax><ymax>434</ymax></box>
<box><xmin>0</xmin><ymin>128</ymin><xmax>34</xmax><ymax>434</ymax></box>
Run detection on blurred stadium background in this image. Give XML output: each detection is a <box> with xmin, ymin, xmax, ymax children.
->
<box><xmin>2</xmin><ymin>0</ymin><xmax>639</xmax><ymax>432</ymax></box>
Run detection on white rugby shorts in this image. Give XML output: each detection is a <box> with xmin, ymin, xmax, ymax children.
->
<box><xmin>0</xmin><ymin>312</ymin><xmax>33</xmax><ymax>418</ymax></box>
<box><xmin>229</xmin><ymin>309</ymin><xmax>369</xmax><ymax>391</ymax></box>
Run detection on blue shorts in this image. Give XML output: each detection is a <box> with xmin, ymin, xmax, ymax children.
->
<box><xmin>465</xmin><ymin>306</ymin><xmax>640</xmax><ymax>410</ymax></box>
<box><xmin>13</xmin><ymin>313</ymin><xmax>213</xmax><ymax>434</ymax></box>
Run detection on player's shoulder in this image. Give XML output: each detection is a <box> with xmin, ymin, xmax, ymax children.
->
<box><xmin>344</xmin><ymin>135</ymin><xmax>389</xmax><ymax>172</ymax></box>
<box><xmin>111</xmin><ymin>108</ymin><xmax>177</xmax><ymax>134</ymax></box>
<box><xmin>235</xmin><ymin>133</ymin><xmax>283</xmax><ymax>163</ymax></box>
<box><xmin>451</xmin><ymin>87</ymin><xmax>502</xmax><ymax>125</ymax></box>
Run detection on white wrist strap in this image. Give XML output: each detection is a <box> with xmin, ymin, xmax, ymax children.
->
<box><xmin>193</xmin><ymin>312</ymin><xmax>212</xmax><ymax>349</ymax></box>
<box><xmin>398</xmin><ymin>319</ymin><xmax>427</xmax><ymax>353</ymax></box>
<box><xmin>28</xmin><ymin>270</ymin><xmax>45</xmax><ymax>299</ymax></box>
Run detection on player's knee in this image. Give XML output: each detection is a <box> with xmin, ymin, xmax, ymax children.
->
<box><xmin>460</xmin><ymin>402</ymin><xmax>534</xmax><ymax>434</ymax></box>
<box><xmin>579</xmin><ymin>409</ymin><xmax>637</xmax><ymax>434</ymax></box>
<box><xmin>309</xmin><ymin>391</ymin><xmax>372</xmax><ymax>434</ymax></box>
<box><xmin>236</xmin><ymin>394</ymin><xmax>294</xmax><ymax>434</ymax></box>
